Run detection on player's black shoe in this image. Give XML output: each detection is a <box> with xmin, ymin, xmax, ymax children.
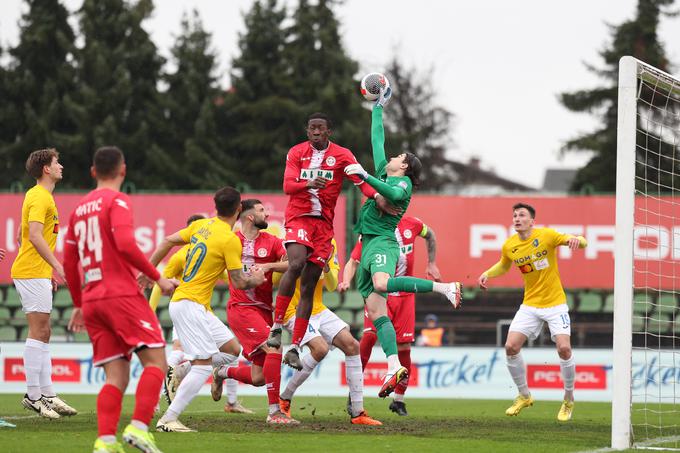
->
<box><xmin>389</xmin><ymin>401</ymin><xmax>408</xmax><ymax>416</ymax></box>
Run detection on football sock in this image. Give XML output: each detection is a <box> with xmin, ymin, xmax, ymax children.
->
<box><xmin>360</xmin><ymin>330</ymin><xmax>377</xmax><ymax>370</ymax></box>
<box><xmin>345</xmin><ymin>355</ymin><xmax>364</xmax><ymax>417</ymax></box>
<box><xmin>132</xmin><ymin>366</ymin><xmax>164</xmax><ymax>427</ymax></box>
<box><xmin>395</xmin><ymin>348</ymin><xmax>411</xmax><ymax>396</ymax></box>
<box><xmin>97</xmin><ymin>384</ymin><xmax>123</xmax><ymax>437</ymax></box>
<box><xmin>226</xmin><ymin>378</ymin><xmax>238</xmax><ymax>405</ymax></box>
<box><xmin>212</xmin><ymin>352</ymin><xmax>238</xmax><ymax>368</ymax></box>
<box><xmin>374</xmin><ymin>316</ymin><xmax>398</xmax><ymax>358</ymax></box>
<box><xmin>167</xmin><ymin>350</ymin><xmax>185</xmax><ymax>368</ymax></box>
<box><xmin>273</xmin><ymin>295</ymin><xmax>292</xmax><ymax>325</ymax></box>
<box><xmin>174</xmin><ymin>361</ymin><xmax>191</xmax><ymax>382</ymax></box>
<box><xmin>39</xmin><ymin>341</ymin><xmax>55</xmax><ymax>397</ymax></box>
<box><xmin>24</xmin><ymin>338</ymin><xmax>43</xmax><ymax>401</ymax></box>
<box><xmin>280</xmin><ymin>354</ymin><xmax>318</xmax><ymax>401</ymax></box>
<box><xmin>506</xmin><ymin>353</ymin><xmax>530</xmax><ymax>397</ymax></box>
<box><xmin>264</xmin><ymin>353</ymin><xmax>282</xmax><ymax>406</ymax></box>
<box><xmin>226</xmin><ymin>364</ymin><xmax>254</xmax><ymax>385</ymax></box>
<box><xmin>291</xmin><ymin>317</ymin><xmax>310</xmax><ymax>346</ymax></box>
<box><xmin>386</xmin><ymin>276</ymin><xmax>434</xmax><ymax>293</ymax></box>
<box><xmin>560</xmin><ymin>355</ymin><xmax>576</xmax><ymax>399</ymax></box>
<box><xmin>164</xmin><ymin>365</ymin><xmax>211</xmax><ymax>422</ymax></box>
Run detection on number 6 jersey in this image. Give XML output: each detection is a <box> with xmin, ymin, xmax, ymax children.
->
<box><xmin>64</xmin><ymin>188</ymin><xmax>161</xmax><ymax>306</ymax></box>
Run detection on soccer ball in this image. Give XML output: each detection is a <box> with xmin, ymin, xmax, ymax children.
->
<box><xmin>360</xmin><ymin>73</ymin><xmax>390</xmax><ymax>101</ymax></box>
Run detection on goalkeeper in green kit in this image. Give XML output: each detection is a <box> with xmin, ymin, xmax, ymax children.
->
<box><xmin>344</xmin><ymin>86</ymin><xmax>463</xmax><ymax>398</ymax></box>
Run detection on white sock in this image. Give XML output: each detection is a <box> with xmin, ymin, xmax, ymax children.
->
<box><xmin>168</xmin><ymin>350</ymin><xmax>185</xmax><ymax>368</ymax></box>
<box><xmin>24</xmin><ymin>338</ymin><xmax>43</xmax><ymax>400</ymax></box>
<box><xmin>212</xmin><ymin>352</ymin><xmax>238</xmax><ymax>368</ymax></box>
<box><xmin>272</xmin><ymin>322</ymin><xmax>282</xmax><ymax>330</ymax></box>
<box><xmin>39</xmin><ymin>341</ymin><xmax>55</xmax><ymax>397</ymax></box>
<box><xmin>280</xmin><ymin>354</ymin><xmax>318</xmax><ymax>401</ymax></box>
<box><xmin>387</xmin><ymin>354</ymin><xmax>400</xmax><ymax>371</ymax></box>
<box><xmin>393</xmin><ymin>393</ymin><xmax>404</xmax><ymax>402</ymax></box>
<box><xmin>560</xmin><ymin>355</ymin><xmax>576</xmax><ymax>393</ymax></box>
<box><xmin>345</xmin><ymin>355</ymin><xmax>364</xmax><ymax>417</ymax></box>
<box><xmin>174</xmin><ymin>361</ymin><xmax>192</xmax><ymax>382</ymax></box>
<box><xmin>226</xmin><ymin>379</ymin><xmax>238</xmax><ymax>405</ymax></box>
<box><xmin>98</xmin><ymin>435</ymin><xmax>117</xmax><ymax>444</ymax></box>
<box><xmin>130</xmin><ymin>420</ymin><xmax>148</xmax><ymax>431</ymax></box>
<box><xmin>269</xmin><ymin>403</ymin><xmax>279</xmax><ymax>415</ymax></box>
<box><xmin>432</xmin><ymin>282</ymin><xmax>448</xmax><ymax>294</ymax></box>
<box><xmin>162</xmin><ymin>365</ymin><xmax>211</xmax><ymax>422</ymax></box>
<box><xmin>506</xmin><ymin>353</ymin><xmax>530</xmax><ymax>397</ymax></box>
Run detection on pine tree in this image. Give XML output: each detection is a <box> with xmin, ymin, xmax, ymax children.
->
<box><xmin>73</xmin><ymin>0</ymin><xmax>166</xmax><ymax>189</ymax></box>
<box><xmin>0</xmin><ymin>0</ymin><xmax>78</xmax><ymax>189</ymax></box>
<box><xmin>559</xmin><ymin>0</ymin><xmax>676</xmax><ymax>192</ymax></box>
<box><xmin>383</xmin><ymin>57</ymin><xmax>456</xmax><ymax>191</ymax></box>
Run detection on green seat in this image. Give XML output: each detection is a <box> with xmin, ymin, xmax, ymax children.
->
<box><xmin>61</xmin><ymin>307</ymin><xmax>74</xmax><ymax>325</ymax></box>
<box><xmin>70</xmin><ymin>331</ymin><xmax>90</xmax><ymax>342</ymax></box>
<box><xmin>335</xmin><ymin>309</ymin><xmax>354</xmax><ymax>325</ymax></box>
<box><xmin>215</xmin><ymin>309</ymin><xmax>228</xmax><ymax>324</ymax></box>
<box><xmin>656</xmin><ymin>294</ymin><xmax>678</xmax><ymax>315</ymax></box>
<box><xmin>342</xmin><ymin>291</ymin><xmax>365</xmax><ymax>310</ymax></box>
<box><xmin>10</xmin><ymin>316</ymin><xmax>28</xmax><ymax>327</ymax></box>
<box><xmin>50</xmin><ymin>308</ymin><xmax>61</xmax><ymax>322</ymax></box>
<box><xmin>632</xmin><ymin>315</ymin><xmax>646</xmax><ymax>333</ymax></box>
<box><xmin>324</xmin><ymin>292</ymin><xmax>341</xmax><ymax>310</ymax></box>
<box><xmin>565</xmin><ymin>292</ymin><xmax>576</xmax><ymax>309</ymax></box>
<box><xmin>18</xmin><ymin>326</ymin><xmax>29</xmax><ymax>340</ymax></box>
<box><xmin>354</xmin><ymin>310</ymin><xmax>367</xmax><ymax>326</ymax></box>
<box><xmin>603</xmin><ymin>293</ymin><xmax>615</xmax><ymax>313</ymax></box>
<box><xmin>634</xmin><ymin>293</ymin><xmax>653</xmax><ymax>315</ymax></box>
<box><xmin>53</xmin><ymin>290</ymin><xmax>73</xmax><ymax>308</ymax></box>
<box><xmin>0</xmin><ymin>326</ymin><xmax>16</xmax><ymax>341</ymax></box>
<box><xmin>463</xmin><ymin>287</ymin><xmax>478</xmax><ymax>301</ymax></box>
<box><xmin>648</xmin><ymin>313</ymin><xmax>672</xmax><ymax>334</ymax></box>
<box><xmin>159</xmin><ymin>308</ymin><xmax>173</xmax><ymax>323</ymax></box>
<box><xmin>51</xmin><ymin>326</ymin><xmax>67</xmax><ymax>340</ymax></box>
<box><xmin>578</xmin><ymin>292</ymin><xmax>602</xmax><ymax>312</ymax></box>
<box><xmin>211</xmin><ymin>291</ymin><xmax>226</xmax><ymax>308</ymax></box>
<box><xmin>0</xmin><ymin>307</ymin><xmax>12</xmax><ymax>323</ymax></box>
<box><xmin>4</xmin><ymin>287</ymin><xmax>23</xmax><ymax>308</ymax></box>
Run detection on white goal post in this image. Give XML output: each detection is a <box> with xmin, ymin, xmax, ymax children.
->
<box><xmin>613</xmin><ymin>56</ymin><xmax>680</xmax><ymax>450</ymax></box>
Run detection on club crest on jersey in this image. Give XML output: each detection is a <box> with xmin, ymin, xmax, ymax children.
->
<box><xmin>257</xmin><ymin>247</ymin><xmax>267</xmax><ymax>257</ymax></box>
<box><xmin>399</xmin><ymin>244</ymin><xmax>414</xmax><ymax>255</ymax></box>
<box><xmin>532</xmin><ymin>239</ymin><xmax>539</xmax><ymax>247</ymax></box>
<box><xmin>300</xmin><ymin>169</ymin><xmax>334</xmax><ymax>180</ymax></box>
<box><xmin>398</xmin><ymin>181</ymin><xmax>408</xmax><ymax>189</ymax></box>
<box><xmin>403</xmin><ymin>229</ymin><xmax>412</xmax><ymax>239</ymax></box>
<box><xmin>325</xmin><ymin>156</ymin><xmax>336</xmax><ymax>166</ymax></box>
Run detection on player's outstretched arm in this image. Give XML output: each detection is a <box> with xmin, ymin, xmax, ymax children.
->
<box><xmin>149</xmin><ymin>232</ymin><xmax>185</xmax><ymax>267</ymax></box>
<box><xmin>561</xmin><ymin>235</ymin><xmax>587</xmax><ymax>250</ymax></box>
<box><xmin>371</xmin><ymin>105</ymin><xmax>388</xmax><ymax>176</ymax></box>
<box><xmin>478</xmin><ymin>257</ymin><xmax>512</xmax><ymax>290</ymax></box>
<box><xmin>338</xmin><ymin>257</ymin><xmax>359</xmax><ymax>293</ymax></box>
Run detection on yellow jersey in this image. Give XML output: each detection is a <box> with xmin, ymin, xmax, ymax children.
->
<box><xmin>11</xmin><ymin>184</ymin><xmax>59</xmax><ymax>279</ymax></box>
<box><xmin>171</xmin><ymin>217</ymin><xmax>242</xmax><ymax>309</ymax></box>
<box><xmin>496</xmin><ymin>227</ymin><xmax>573</xmax><ymax>308</ymax></box>
<box><xmin>283</xmin><ymin>239</ymin><xmax>339</xmax><ymax>322</ymax></box>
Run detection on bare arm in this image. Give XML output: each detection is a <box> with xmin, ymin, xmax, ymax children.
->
<box><xmin>28</xmin><ymin>221</ymin><xmax>64</xmax><ymax>279</ymax></box>
<box><xmin>16</xmin><ymin>225</ymin><xmax>21</xmax><ymax>247</ymax></box>
<box><xmin>422</xmin><ymin>228</ymin><xmax>441</xmax><ymax>281</ymax></box>
<box><xmin>149</xmin><ymin>232</ymin><xmax>186</xmax><ymax>266</ymax></box>
<box><xmin>228</xmin><ymin>267</ymin><xmax>266</xmax><ymax>290</ymax></box>
<box><xmin>338</xmin><ymin>258</ymin><xmax>359</xmax><ymax>292</ymax></box>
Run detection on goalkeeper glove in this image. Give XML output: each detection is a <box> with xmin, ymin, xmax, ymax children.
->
<box><xmin>344</xmin><ymin>163</ymin><xmax>368</xmax><ymax>179</ymax></box>
<box><xmin>375</xmin><ymin>86</ymin><xmax>392</xmax><ymax>108</ymax></box>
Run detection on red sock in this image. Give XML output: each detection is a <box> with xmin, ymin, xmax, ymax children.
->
<box><xmin>360</xmin><ymin>331</ymin><xmax>377</xmax><ymax>370</ymax></box>
<box><xmin>227</xmin><ymin>364</ymin><xmax>254</xmax><ymax>385</ymax></box>
<box><xmin>291</xmin><ymin>317</ymin><xmax>310</xmax><ymax>347</ymax></box>
<box><xmin>395</xmin><ymin>348</ymin><xmax>412</xmax><ymax>396</ymax></box>
<box><xmin>274</xmin><ymin>295</ymin><xmax>292</xmax><ymax>324</ymax></box>
<box><xmin>263</xmin><ymin>352</ymin><xmax>282</xmax><ymax>405</ymax></box>
<box><xmin>132</xmin><ymin>366</ymin><xmax>164</xmax><ymax>426</ymax></box>
<box><xmin>97</xmin><ymin>384</ymin><xmax>123</xmax><ymax>437</ymax></box>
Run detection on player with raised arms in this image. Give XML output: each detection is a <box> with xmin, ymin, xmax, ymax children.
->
<box><xmin>64</xmin><ymin>146</ymin><xmax>177</xmax><ymax>453</ymax></box>
<box><xmin>477</xmin><ymin>202</ymin><xmax>587</xmax><ymax>421</ymax></box>
<box><xmin>148</xmin><ymin>187</ymin><xmax>265</xmax><ymax>432</ymax></box>
<box><xmin>343</xmin><ymin>85</ymin><xmax>462</xmax><ymax>398</ymax></box>
<box><xmin>267</xmin><ymin>112</ymin><xmax>399</xmax><ymax>370</ymax></box>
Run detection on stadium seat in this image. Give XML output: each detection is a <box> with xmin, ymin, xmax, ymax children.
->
<box><xmin>61</xmin><ymin>307</ymin><xmax>74</xmax><ymax>325</ymax></box>
<box><xmin>565</xmin><ymin>292</ymin><xmax>576</xmax><ymax>309</ymax></box>
<box><xmin>578</xmin><ymin>292</ymin><xmax>602</xmax><ymax>312</ymax></box>
<box><xmin>159</xmin><ymin>308</ymin><xmax>173</xmax><ymax>325</ymax></box>
<box><xmin>354</xmin><ymin>310</ymin><xmax>367</xmax><ymax>326</ymax></box>
<box><xmin>215</xmin><ymin>309</ymin><xmax>228</xmax><ymax>324</ymax></box>
<box><xmin>4</xmin><ymin>287</ymin><xmax>23</xmax><ymax>308</ymax></box>
<box><xmin>51</xmin><ymin>326</ymin><xmax>67</xmax><ymax>340</ymax></box>
<box><xmin>603</xmin><ymin>293</ymin><xmax>615</xmax><ymax>313</ymax></box>
<box><xmin>334</xmin><ymin>309</ymin><xmax>355</xmax><ymax>326</ymax></box>
<box><xmin>632</xmin><ymin>315</ymin><xmax>646</xmax><ymax>333</ymax></box>
<box><xmin>324</xmin><ymin>291</ymin><xmax>341</xmax><ymax>310</ymax></box>
<box><xmin>633</xmin><ymin>293</ymin><xmax>653</xmax><ymax>315</ymax></box>
<box><xmin>50</xmin><ymin>308</ymin><xmax>61</xmax><ymax>322</ymax></box>
<box><xmin>53</xmin><ymin>290</ymin><xmax>73</xmax><ymax>308</ymax></box>
<box><xmin>211</xmin><ymin>291</ymin><xmax>225</xmax><ymax>308</ymax></box>
<box><xmin>342</xmin><ymin>291</ymin><xmax>365</xmax><ymax>310</ymax></box>
<box><xmin>0</xmin><ymin>307</ymin><xmax>11</xmax><ymax>324</ymax></box>
<box><xmin>0</xmin><ymin>325</ymin><xmax>16</xmax><ymax>341</ymax></box>
<box><xmin>70</xmin><ymin>331</ymin><xmax>90</xmax><ymax>342</ymax></box>
<box><xmin>648</xmin><ymin>313</ymin><xmax>672</xmax><ymax>334</ymax></box>
<box><xmin>656</xmin><ymin>293</ymin><xmax>678</xmax><ymax>315</ymax></box>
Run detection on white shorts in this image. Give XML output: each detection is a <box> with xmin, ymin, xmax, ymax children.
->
<box><xmin>13</xmin><ymin>279</ymin><xmax>52</xmax><ymax>313</ymax></box>
<box><xmin>508</xmin><ymin>303</ymin><xmax>571</xmax><ymax>342</ymax></box>
<box><xmin>169</xmin><ymin>300</ymin><xmax>235</xmax><ymax>360</ymax></box>
<box><xmin>285</xmin><ymin>309</ymin><xmax>349</xmax><ymax>348</ymax></box>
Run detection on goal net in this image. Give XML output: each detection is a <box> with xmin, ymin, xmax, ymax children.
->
<box><xmin>613</xmin><ymin>56</ymin><xmax>680</xmax><ymax>450</ymax></box>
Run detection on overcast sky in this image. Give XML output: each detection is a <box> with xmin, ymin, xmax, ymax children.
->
<box><xmin>2</xmin><ymin>0</ymin><xmax>680</xmax><ymax>189</ymax></box>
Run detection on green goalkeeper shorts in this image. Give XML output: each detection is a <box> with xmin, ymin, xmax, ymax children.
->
<box><xmin>356</xmin><ymin>234</ymin><xmax>400</xmax><ymax>299</ymax></box>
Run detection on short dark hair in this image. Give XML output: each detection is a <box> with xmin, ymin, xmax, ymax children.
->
<box><xmin>214</xmin><ymin>186</ymin><xmax>241</xmax><ymax>217</ymax></box>
<box><xmin>307</xmin><ymin>112</ymin><xmax>332</xmax><ymax>129</ymax></box>
<box><xmin>404</xmin><ymin>152</ymin><xmax>422</xmax><ymax>190</ymax></box>
<box><xmin>513</xmin><ymin>202</ymin><xmax>536</xmax><ymax>218</ymax></box>
<box><xmin>26</xmin><ymin>148</ymin><xmax>59</xmax><ymax>180</ymax></box>
<box><xmin>186</xmin><ymin>214</ymin><xmax>206</xmax><ymax>226</ymax></box>
<box><xmin>93</xmin><ymin>146</ymin><xmax>124</xmax><ymax>179</ymax></box>
<box><xmin>241</xmin><ymin>199</ymin><xmax>262</xmax><ymax>213</ymax></box>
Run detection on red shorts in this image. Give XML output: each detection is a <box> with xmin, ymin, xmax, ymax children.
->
<box><xmin>228</xmin><ymin>304</ymin><xmax>272</xmax><ymax>360</ymax></box>
<box><xmin>284</xmin><ymin>217</ymin><xmax>334</xmax><ymax>268</ymax></box>
<box><xmin>363</xmin><ymin>293</ymin><xmax>416</xmax><ymax>344</ymax></box>
<box><xmin>83</xmin><ymin>295</ymin><xmax>165</xmax><ymax>367</ymax></box>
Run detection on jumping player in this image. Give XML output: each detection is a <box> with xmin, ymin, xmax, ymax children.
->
<box><xmin>64</xmin><ymin>146</ymin><xmax>177</xmax><ymax>453</ymax></box>
<box><xmin>344</xmin><ymin>88</ymin><xmax>462</xmax><ymax>398</ymax></box>
<box><xmin>267</xmin><ymin>112</ymin><xmax>399</xmax><ymax>370</ymax></box>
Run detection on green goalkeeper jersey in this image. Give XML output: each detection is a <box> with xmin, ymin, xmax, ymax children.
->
<box><xmin>354</xmin><ymin>106</ymin><xmax>413</xmax><ymax>237</ymax></box>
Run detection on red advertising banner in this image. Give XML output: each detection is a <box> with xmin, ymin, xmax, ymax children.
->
<box><xmin>0</xmin><ymin>193</ymin><xmax>346</xmax><ymax>284</ymax></box>
<box><xmin>342</xmin><ymin>362</ymin><xmax>420</xmax><ymax>387</ymax></box>
<box><xmin>4</xmin><ymin>357</ymin><xmax>81</xmax><ymax>382</ymax></box>
<box><xmin>527</xmin><ymin>364</ymin><xmax>607</xmax><ymax>389</ymax></box>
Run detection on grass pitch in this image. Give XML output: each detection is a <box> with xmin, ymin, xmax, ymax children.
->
<box><xmin>0</xmin><ymin>394</ymin><xmax>613</xmax><ymax>452</ymax></box>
